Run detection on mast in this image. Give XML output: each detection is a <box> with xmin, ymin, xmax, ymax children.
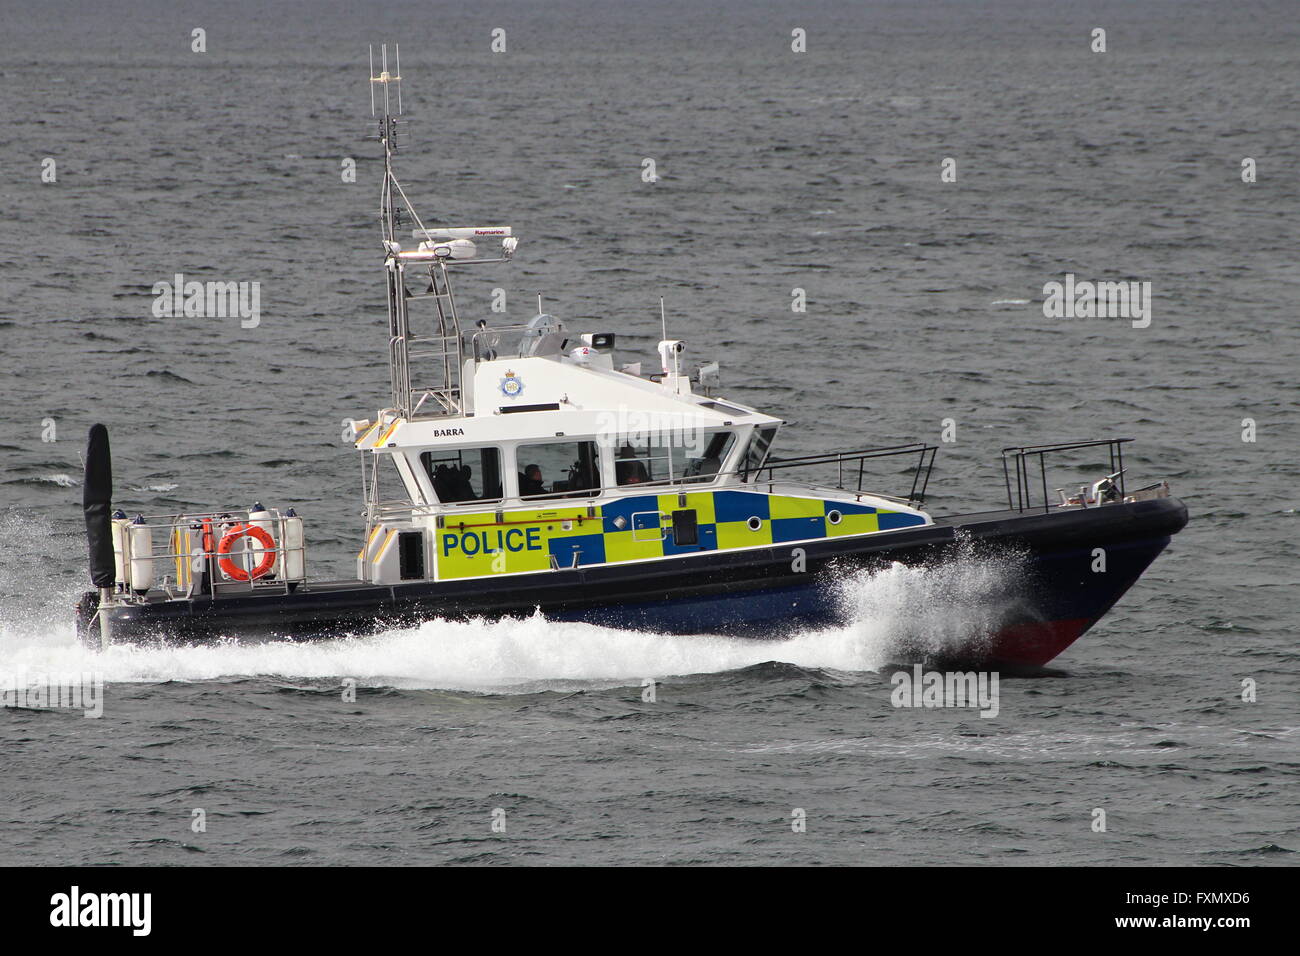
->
<box><xmin>370</xmin><ymin>44</ymin><xmax>414</xmax><ymax>414</ymax></box>
<box><xmin>371</xmin><ymin>43</ymin><xmax>401</xmax><ymax>245</ymax></box>
<box><xmin>367</xmin><ymin>45</ymin><xmax>521</xmax><ymax>421</ymax></box>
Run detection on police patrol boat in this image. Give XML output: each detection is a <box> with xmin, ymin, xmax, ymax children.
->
<box><xmin>73</xmin><ymin>48</ymin><xmax>1188</xmax><ymax>667</ymax></box>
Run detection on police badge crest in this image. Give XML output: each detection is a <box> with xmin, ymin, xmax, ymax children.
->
<box><xmin>499</xmin><ymin>370</ymin><xmax>524</xmax><ymax>398</ymax></box>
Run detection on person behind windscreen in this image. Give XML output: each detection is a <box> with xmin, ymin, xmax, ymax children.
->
<box><xmin>615</xmin><ymin>445</ymin><xmax>649</xmax><ymax>485</ymax></box>
<box><xmin>520</xmin><ymin>463</ymin><xmax>546</xmax><ymax>496</ymax></box>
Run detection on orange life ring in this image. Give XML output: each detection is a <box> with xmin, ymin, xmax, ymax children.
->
<box><xmin>217</xmin><ymin>523</ymin><xmax>277</xmax><ymax>581</ymax></box>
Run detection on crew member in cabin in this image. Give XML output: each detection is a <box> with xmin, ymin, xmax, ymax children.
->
<box><xmin>520</xmin><ymin>464</ymin><xmax>546</xmax><ymax>496</ymax></box>
<box><xmin>432</xmin><ymin>462</ymin><xmax>477</xmax><ymax>502</ymax></box>
<box><xmin>616</xmin><ymin>444</ymin><xmax>649</xmax><ymax>485</ymax></box>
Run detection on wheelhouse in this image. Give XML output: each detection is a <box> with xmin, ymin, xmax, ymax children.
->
<box><xmin>345</xmin><ymin>333</ymin><xmax>935</xmax><ymax>587</ymax></box>
<box><xmin>355</xmin><ymin>370</ymin><xmax>784</xmax><ymax>515</ymax></box>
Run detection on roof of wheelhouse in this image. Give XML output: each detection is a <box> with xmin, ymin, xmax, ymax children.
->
<box><xmin>356</xmin><ymin>353</ymin><xmax>782</xmax><ymax>451</ymax></box>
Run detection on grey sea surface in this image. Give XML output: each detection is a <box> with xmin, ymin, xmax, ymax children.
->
<box><xmin>0</xmin><ymin>0</ymin><xmax>1296</xmax><ymax>865</ymax></box>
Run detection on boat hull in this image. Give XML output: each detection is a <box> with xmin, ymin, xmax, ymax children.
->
<box><xmin>78</xmin><ymin>496</ymin><xmax>1187</xmax><ymax>667</ymax></box>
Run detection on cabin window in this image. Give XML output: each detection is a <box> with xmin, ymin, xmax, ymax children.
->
<box><xmin>740</xmin><ymin>426</ymin><xmax>777</xmax><ymax>481</ymax></box>
<box><xmin>517</xmin><ymin>440</ymin><xmax>602</xmax><ymax>499</ymax></box>
<box><xmin>422</xmin><ymin>447</ymin><xmax>504</xmax><ymax>504</ymax></box>
<box><xmin>613</xmin><ymin>431</ymin><xmax>736</xmax><ymax>487</ymax></box>
<box><xmin>368</xmin><ymin>453</ymin><xmax>415</xmax><ymax>509</ymax></box>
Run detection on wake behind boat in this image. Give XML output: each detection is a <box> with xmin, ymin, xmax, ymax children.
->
<box><xmin>74</xmin><ymin>48</ymin><xmax>1187</xmax><ymax>666</ymax></box>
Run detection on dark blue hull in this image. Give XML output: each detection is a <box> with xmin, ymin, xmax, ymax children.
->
<box><xmin>550</xmin><ymin>526</ymin><xmax>1176</xmax><ymax>665</ymax></box>
<box><xmin>80</xmin><ymin>497</ymin><xmax>1188</xmax><ymax>667</ymax></box>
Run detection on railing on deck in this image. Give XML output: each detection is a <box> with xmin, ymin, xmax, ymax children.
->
<box><xmin>744</xmin><ymin>443</ymin><xmax>938</xmax><ymax>506</ymax></box>
<box><xmin>111</xmin><ymin>507</ymin><xmax>307</xmax><ymax>601</ymax></box>
<box><xmin>1001</xmin><ymin>438</ymin><xmax>1133</xmax><ymax>513</ymax></box>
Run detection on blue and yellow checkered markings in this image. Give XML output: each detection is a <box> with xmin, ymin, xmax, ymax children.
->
<box><xmin>600</xmin><ymin>494</ymin><xmax>663</xmax><ymax>562</ymax></box>
<box><xmin>657</xmin><ymin>492</ymin><xmax>717</xmax><ymax>525</ymax></box>
<box><xmin>599</xmin><ymin>492</ymin><xmax>721</xmax><ymax>561</ymax></box>
<box><xmin>432</xmin><ymin>491</ymin><xmax>927</xmax><ymax>580</ymax></box>
<box><xmin>660</xmin><ymin>492</ymin><xmax>718</xmax><ymax>556</ymax></box>
<box><xmin>709</xmin><ymin>492</ymin><xmax>921</xmax><ymax>545</ymax></box>
<box><xmin>713</xmin><ymin>490</ymin><xmax>770</xmax><ymax>548</ymax></box>
<box><xmin>768</xmin><ymin>494</ymin><xmax>823</xmax><ymax>543</ymax></box>
<box><xmin>824</xmin><ymin>498</ymin><xmax>879</xmax><ymax>537</ymax></box>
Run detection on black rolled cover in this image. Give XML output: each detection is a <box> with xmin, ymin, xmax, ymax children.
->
<box><xmin>83</xmin><ymin>423</ymin><xmax>115</xmax><ymax>588</ymax></box>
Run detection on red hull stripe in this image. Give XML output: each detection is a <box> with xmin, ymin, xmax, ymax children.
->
<box><xmin>991</xmin><ymin>618</ymin><xmax>1092</xmax><ymax>667</ymax></box>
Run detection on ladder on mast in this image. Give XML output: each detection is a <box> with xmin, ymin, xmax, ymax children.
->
<box><xmin>369</xmin><ymin>44</ymin><xmax>519</xmax><ymax>421</ymax></box>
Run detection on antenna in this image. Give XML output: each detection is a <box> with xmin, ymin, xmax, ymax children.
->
<box><xmin>364</xmin><ymin>49</ymin><xmax>520</xmax><ymax>423</ymax></box>
<box><xmin>660</xmin><ymin>296</ymin><xmax>668</xmax><ymax>342</ymax></box>
<box><xmin>538</xmin><ymin>292</ymin><xmax>544</xmax><ymax>314</ymax></box>
<box><xmin>369</xmin><ymin>43</ymin><xmax>402</xmax><ymax>117</ymax></box>
<box><xmin>370</xmin><ymin>43</ymin><xmax>414</xmax><ymax>246</ymax></box>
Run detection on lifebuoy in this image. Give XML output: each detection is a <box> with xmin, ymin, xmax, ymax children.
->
<box><xmin>217</xmin><ymin>523</ymin><xmax>277</xmax><ymax>581</ymax></box>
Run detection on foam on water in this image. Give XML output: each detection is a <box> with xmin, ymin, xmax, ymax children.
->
<box><xmin>0</xmin><ymin>511</ymin><xmax>1026</xmax><ymax>692</ymax></box>
<box><xmin>7</xmin><ymin>474</ymin><xmax>79</xmax><ymax>488</ymax></box>
<box><xmin>130</xmin><ymin>483</ymin><xmax>180</xmax><ymax>494</ymax></box>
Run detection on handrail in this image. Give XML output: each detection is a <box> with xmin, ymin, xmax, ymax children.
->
<box><xmin>1000</xmin><ymin>437</ymin><xmax>1134</xmax><ymax>513</ymax></box>
<box><xmin>107</xmin><ymin>506</ymin><xmax>307</xmax><ymax>602</ymax></box>
<box><xmin>748</xmin><ymin>443</ymin><xmax>938</xmax><ymax>505</ymax></box>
